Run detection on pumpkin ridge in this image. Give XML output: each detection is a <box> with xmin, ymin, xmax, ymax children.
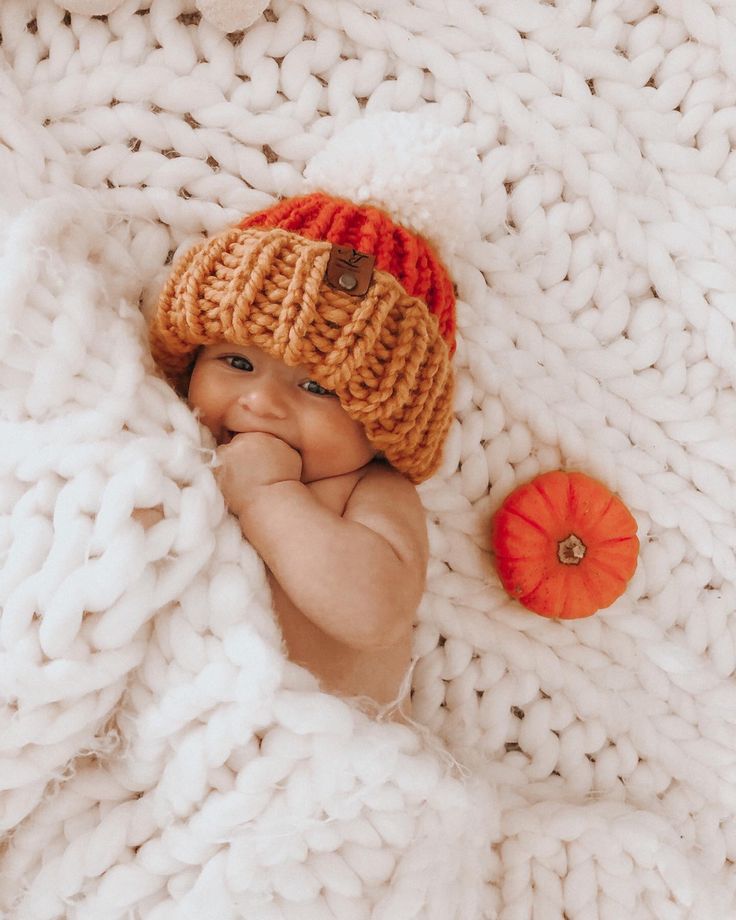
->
<box><xmin>595</xmin><ymin>535</ymin><xmax>638</xmax><ymax>545</ymax></box>
<box><xmin>503</xmin><ymin>506</ymin><xmax>551</xmax><ymax>536</ymax></box>
<box><xmin>567</xmin><ymin>474</ymin><xmax>576</xmax><ymax>519</ymax></box>
<box><xmin>585</xmin><ymin>493</ymin><xmax>618</xmax><ymax>537</ymax></box>
<box><xmin>573</xmin><ymin>567</ymin><xmax>604</xmax><ymax>618</ymax></box>
<box><xmin>517</xmin><ymin>573</ymin><xmax>546</xmax><ymax>604</ymax></box>
<box><xmin>600</xmin><ymin>494</ymin><xmax>615</xmax><ymax>518</ymax></box>
<box><xmin>585</xmin><ymin>554</ymin><xmax>628</xmax><ymax>584</ymax></box>
<box><xmin>531</xmin><ymin>478</ymin><xmax>564</xmax><ymax>521</ymax></box>
<box><xmin>497</xmin><ymin>552</ymin><xmax>546</xmax><ymax>563</ymax></box>
<box><xmin>555</xmin><ymin>570</ymin><xmax>587</xmax><ymax>620</ymax></box>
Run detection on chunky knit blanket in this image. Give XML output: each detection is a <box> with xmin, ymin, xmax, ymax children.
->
<box><xmin>1</xmin><ymin>2</ymin><xmax>736</xmax><ymax>918</ymax></box>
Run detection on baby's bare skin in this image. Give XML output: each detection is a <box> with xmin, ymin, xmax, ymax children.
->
<box><xmin>269</xmin><ymin>464</ymin><xmax>419</xmax><ymax>719</ymax></box>
<box><xmin>180</xmin><ymin>344</ymin><xmax>428</xmax><ymax>720</ymax></box>
<box><xmin>230</xmin><ymin>454</ymin><xmax>427</xmax><ymax>721</ymax></box>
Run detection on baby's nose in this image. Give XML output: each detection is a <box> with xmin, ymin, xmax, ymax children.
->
<box><xmin>238</xmin><ymin>382</ymin><xmax>289</xmax><ymax>418</ymax></box>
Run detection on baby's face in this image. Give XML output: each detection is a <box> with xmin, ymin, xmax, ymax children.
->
<box><xmin>187</xmin><ymin>344</ymin><xmax>376</xmax><ymax>483</ymax></box>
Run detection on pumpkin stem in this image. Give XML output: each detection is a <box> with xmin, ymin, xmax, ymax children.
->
<box><xmin>558</xmin><ymin>534</ymin><xmax>586</xmax><ymax>565</ymax></box>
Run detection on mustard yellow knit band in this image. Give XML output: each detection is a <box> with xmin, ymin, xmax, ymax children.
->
<box><xmin>149</xmin><ymin>226</ymin><xmax>454</xmax><ymax>483</ymax></box>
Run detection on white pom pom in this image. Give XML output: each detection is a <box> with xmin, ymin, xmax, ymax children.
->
<box><xmin>303</xmin><ymin>113</ymin><xmax>482</xmax><ymax>261</ymax></box>
<box><xmin>196</xmin><ymin>0</ymin><xmax>271</xmax><ymax>31</ymax></box>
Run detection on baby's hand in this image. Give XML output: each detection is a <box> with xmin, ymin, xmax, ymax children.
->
<box><xmin>214</xmin><ymin>432</ymin><xmax>302</xmax><ymax>518</ymax></box>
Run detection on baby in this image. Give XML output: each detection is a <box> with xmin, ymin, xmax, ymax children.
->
<box><xmin>147</xmin><ymin>193</ymin><xmax>457</xmax><ymax>719</ymax></box>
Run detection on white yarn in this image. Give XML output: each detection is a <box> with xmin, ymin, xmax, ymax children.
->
<box><xmin>56</xmin><ymin>0</ymin><xmax>274</xmax><ymax>30</ymax></box>
<box><xmin>304</xmin><ymin>112</ymin><xmax>483</xmax><ymax>260</ymax></box>
<box><xmin>1</xmin><ymin>0</ymin><xmax>736</xmax><ymax>917</ymax></box>
<box><xmin>196</xmin><ymin>0</ymin><xmax>271</xmax><ymax>31</ymax></box>
<box><xmin>61</xmin><ymin>0</ymin><xmax>124</xmax><ymax>13</ymax></box>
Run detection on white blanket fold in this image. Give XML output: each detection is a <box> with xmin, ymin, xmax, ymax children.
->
<box><xmin>0</xmin><ymin>192</ymin><xmax>495</xmax><ymax>919</ymax></box>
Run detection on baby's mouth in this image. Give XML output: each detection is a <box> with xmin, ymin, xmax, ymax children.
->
<box><xmin>220</xmin><ymin>429</ymin><xmax>301</xmax><ymax>455</ymax></box>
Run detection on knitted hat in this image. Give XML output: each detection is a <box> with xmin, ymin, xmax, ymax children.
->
<box><xmin>149</xmin><ymin>193</ymin><xmax>453</xmax><ymax>482</ymax></box>
<box><xmin>149</xmin><ymin>115</ymin><xmax>482</xmax><ymax>483</ymax></box>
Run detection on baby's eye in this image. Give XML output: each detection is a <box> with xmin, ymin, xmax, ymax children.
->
<box><xmin>301</xmin><ymin>380</ymin><xmax>335</xmax><ymax>397</ymax></box>
<box><xmin>223</xmin><ymin>355</ymin><xmax>253</xmax><ymax>372</ymax></box>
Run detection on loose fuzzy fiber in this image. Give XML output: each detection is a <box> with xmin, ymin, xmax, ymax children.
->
<box><xmin>1</xmin><ymin>1</ymin><xmax>736</xmax><ymax>918</ymax></box>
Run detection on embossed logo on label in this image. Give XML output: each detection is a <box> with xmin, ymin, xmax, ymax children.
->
<box><xmin>325</xmin><ymin>244</ymin><xmax>375</xmax><ymax>296</ymax></box>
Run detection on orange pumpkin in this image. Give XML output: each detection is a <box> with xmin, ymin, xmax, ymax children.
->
<box><xmin>491</xmin><ymin>471</ymin><xmax>639</xmax><ymax>619</ymax></box>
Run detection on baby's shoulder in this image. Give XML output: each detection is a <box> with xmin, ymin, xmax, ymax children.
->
<box><xmin>348</xmin><ymin>460</ymin><xmax>419</xmax><ymax>503</ymax></box>
<box><xmin>344</xmin><ymin>462</ymin><xmax>428</xmax><ymax>562</ymax></box>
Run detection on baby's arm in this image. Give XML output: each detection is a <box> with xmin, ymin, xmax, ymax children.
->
<box><xmin>216</xmin><ymin>434</ymin><xmax>428</xmax><ymax>649</ymax></box>
<box><xmin>244</xmin><ymin>471</ymin><xmax>427</xmax><ymax>648</ymax></box>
